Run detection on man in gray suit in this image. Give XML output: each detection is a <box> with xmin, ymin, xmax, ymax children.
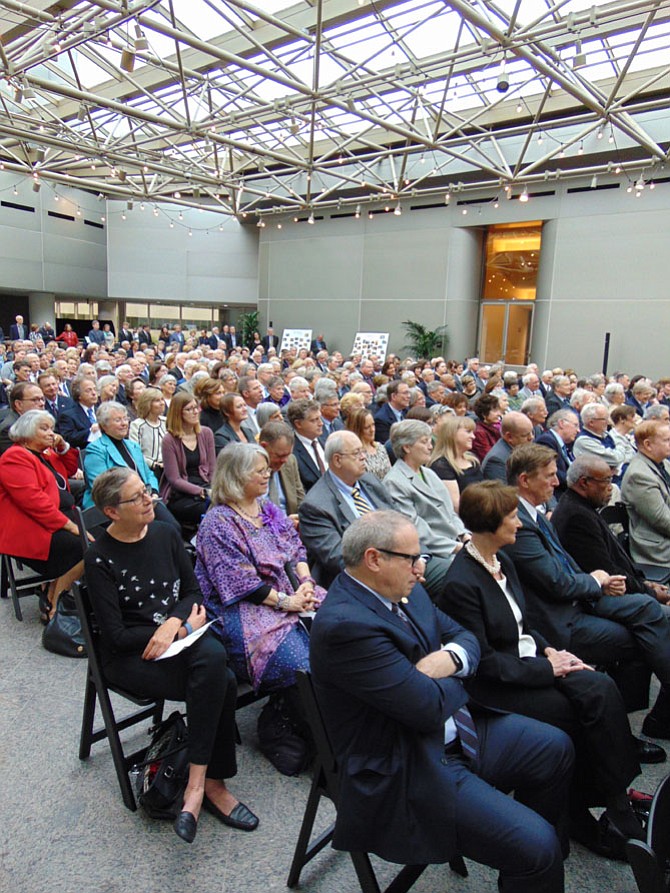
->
<box><xmin>299</xmin><ymin>430</ymin><xmax>394</xmax><ymax>587</ymax></box>
<box><xmin>482</xmin><ymin>411</ymin><xmax>534</xmax><ymax>482</ymax></box>
<box><xmin>622</xmin><ymin>419</ymin><xmax>670</xmax><ymax>568</ymax></box>
<box><xmin>259</xmin><ymin>420</ymin><xmax>304</xmax><ymax>525</ymax></box>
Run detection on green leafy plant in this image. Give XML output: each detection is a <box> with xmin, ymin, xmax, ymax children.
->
<box><xmin>237</xmin><ymin>310</ymin><xmax>260</xmax><ymax>348</ymax></box>
<box><xmin>402</xmin><ymin>320</ymin><xmax>449</xmax><ymax>359</ymax></box>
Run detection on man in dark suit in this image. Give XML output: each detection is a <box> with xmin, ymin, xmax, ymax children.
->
<box><xmin>137</xmin><ymin>324</ymin><xmax>153</xmax><ymax>346</ymax></box>
<box><xmin>9</xmin><ymin>315</ymin><xmax>27</xmax><ymax>341</ymax></box>
<box><xmin>310</xmin><ymin>511</ymin><xmax>572</xmax><ymax>892</ymax></box>
<box><xmin>504</xmin><ymin>443</ymin><xmax>670</xmax><ymax>759</ymax></box>
<box><xmin>56</xmin><ymin>377</ymin><xmax>100</xmax><ymax>448</ymax></box>
<box><xmin>482</xmin><ymin>411</ymin><xmax>534</xmax><ymax>482</ymax></box>
<box><xmin>316</xmin><ymin>392</ymin><xmax>344</xmax><ymax>439</ymax></box>
<box><xmin>536</xmin><ymin>410</ymin><xmax>580</xmax><ymax>495</ymax></box>
<box><xmin>118</xmin><ymin>321</ymin><xmax>134</xmax><ymax>344</ymax></box>
<box><xmin>299</xmin><ymin>430</ymin><xmax>396</xmax><ymax>586</ymax></box>
<box><xmin>0</xmin><ymin>382</ymin><xmax>45</xmax><ymax>453</ymax></box>
<box><xmin>545</xmin><ymin>376</ymin><xmax>574</xmax><ymax>416</ymax></box>
<box><xmin>38</xmin><ymin>371</ymin><xmax>73</xmax><ymax>419</ymax></box>
<box><xmin>310</xmin><ymin>333</ymin><xmax>327</xmax><ymax>354</ymax></box>
<box><xmin>374</xmin><ymin>380</ymin><xmax>410</xmax><ymax>443</ymax></box>
<box><xmin>261</xmin><ymin>327</ymin><xmax>279</xmax><ymax>352</ymax></box>
<box><xmin>287</xmin><ymin>398</ymin><xmax>325</xmax><ymax>492</ymax></box>
<box><xmin>260</xmin><ymin>421</ymin><xmax>305</xmax><ymax>523</ymax></box>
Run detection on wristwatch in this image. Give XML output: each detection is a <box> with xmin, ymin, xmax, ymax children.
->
<box><xmin>274</xmin><ymin>591</ymin><xmax>290</xmax><ymax>611</ymax></box>
<box><xmin>444</xmin><ymin>649</ymin><xmax>463</xmax><ymax>673</ymax></box>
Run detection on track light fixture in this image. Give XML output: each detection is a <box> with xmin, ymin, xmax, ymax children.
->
<box><xmin>573</xmin><ymin>39</ymin><xmax>586</xmax><ymax>70</ymax></box>
<box><xmin>120</xmin><ymin>49</ymin><xmax>136</xmax><ymax>73</ymax></box>
<box><xmin>134</xmin><ymin>25</ymin><xmax>148</xmax><ymax>51</ymax></box>
<box><xmin>519</xmin><ymin>186</ymin><xmax>529</xmax><ymax>203</ymax></box>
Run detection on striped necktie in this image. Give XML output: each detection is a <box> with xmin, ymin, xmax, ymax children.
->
<box><xmin>311</xmin><ymin>440</ymin><xmax>325</xmax><ymax>473</ymax></box>
<box><xmin>454</xmin><ymin>706</ymin><xmax>479</xmax><ymax>762</ymax></box>
<box><xmin>352</xmin><ymin>486</ymin><xmax>372</xmax><ymax>515</ymax></box>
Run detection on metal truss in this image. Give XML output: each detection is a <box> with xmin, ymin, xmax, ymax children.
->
<box><xmin>0</xmin><ymin>0</ymin><xmax>669</xmax><ymax>219</ymax></box>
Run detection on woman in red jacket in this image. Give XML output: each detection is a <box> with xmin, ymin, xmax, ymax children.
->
<box><xmin>55</xmin><ymin>323</ymin><xmax>79</xmax><ymax>347</ymax></box>
<box><xmin>0</xmin><ymin>409</ymin><xmax>83</xmax><ymax>618</ymax></box>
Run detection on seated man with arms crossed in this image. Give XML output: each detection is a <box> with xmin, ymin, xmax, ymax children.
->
<box><xmin>311</xmin><ymin>511</ymin><xmax>573</xmax><ymax>893</ymax></box>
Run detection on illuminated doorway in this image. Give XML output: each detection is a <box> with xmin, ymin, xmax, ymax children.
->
<box><xmin>478</xmin><ymin>221</ymin><xmax>542</xmax><ymax>365</ymax></box>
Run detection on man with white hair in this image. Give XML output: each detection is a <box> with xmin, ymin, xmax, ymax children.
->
<box><xmin>288</xmin><ymin>375</ymin><xmax>311</xmax><ymax>402</ymax></box>
<box><xmin>573</xmin><ymin>403</ymin><xmax>629</xmax><ymax>474</ymax></box>
<box><xmin>546</xmin><ymin>376</ymin><xmax>573</xmax><ymax>416</ymax></box>
<box><xmin>519</xmin><ymin>372</ymin><xmax>541</xmax><ymax>401</ymax></box>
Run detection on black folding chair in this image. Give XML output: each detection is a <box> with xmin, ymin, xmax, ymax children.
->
<box><xmin>287</xmin><ymin>670</ymin><xmax>467</xmax><ymax>893</ymax></box>
<box><xmin>627</xmin><ymin>773</ymin><xmax>670</xmax><ymax>893</ymax></box>
<box><xmin>72</xmin><ymin>579</ymin><xmax>164</xmax><ymax>811</ymax></box>
<box><xmin>1</xmin><ymin>553</ymin><xmax>54</xmax><ymax>621</ymax></box>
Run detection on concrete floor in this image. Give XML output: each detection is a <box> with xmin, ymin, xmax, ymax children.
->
<box><xmin>1</xmin><ymin>593</ymin><xmax>665</xmax><ymax>893</ymax></box>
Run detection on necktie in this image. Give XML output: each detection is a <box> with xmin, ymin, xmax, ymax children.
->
<box><xmin>86</xmin><ymin>407</ymin><xmax>96</xmax><ymax>424</ymax></box>
<box><xmin>49</xmin><ymin>400</ymin><xmax>58</xmax><ymax>417</ymax></box>
<box><xmin>454</xmin><ymin>706</ymin><xmax>479</xmax><ymax>762</ymax></box>
<box><xmin>560</xmin><ymin>443</ymin><xmax>570</xmax><ymax>465</ymax></box>
<box><xmin>536</xmin><ymin>512</ymin><xmax>575</xmax><ymax>574</ymax></box>
<box><xmin>352</xmin><ymin>486</ymin><xmax>372</xmax><ymax>516</ymax></box>
<box><xmin>268</xmin><ymin>472</ymin><xmax>280</xmax><ymax>506</ymax></box>
<box><xmin>311</xmin><ymin>440</ymin><xmax>325</xmax><ymax>473</ymax></box>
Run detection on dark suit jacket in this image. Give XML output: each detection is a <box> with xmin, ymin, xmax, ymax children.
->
<box><xmin>503</xmin><ymin>501</ymin><xmax>601</xmax><ymax>648</ymax></box>
<box><xmin>310</xmin><ymin>338</ymin><xmax>327</xmax><ymax>354</ymax></box>
<box><xmin>261</xmin><ymin>335</ymin><xmax>279</xmax><ymax>351</ymax></box>
<box><xmin>0</xmin><ymin>410</ymin><xmax>19</xmax><ymax>454</ymax></box>
<box><xmin>298</xmin><ymin>470</ymin><xmax>394</xmax><ymax>586</ymax></box>
<box><xmin>213</xmin><ymin>420</ymin><xmax>256</xmax><ymax>454</ymax></box>
<box><xmin>292</xmin><ymin>436</ymin><xmax>323</xmax><ymax>492</ymax></box>
<box><xmin>545</xmin><ymin>393</ymin><xmax>573</xmax><ymax>417</ymax></box>
<box><xmin>374</xmin><ymin>402</ymin><xmax>404</xmax><ymax>444</ymax></box>
<box><xmin>44</xmin><ymin>394</ymin><xmax>74</xmax><ymax>420</ymax></box>
<box><xmin>481</xmin><ymin>438</ymin><xmax>512</xmax><ymax>482</ymax></box>
<box><xmin>319</xmin><ymin>416</ymin><xmax>344</xmax><ymax>441</ymax></box>
<box><xmin>552</xmin><ymin>489</ymin><xmax>647</xmax><ymax>593</ymax></box>
<box><xmin>137</xmin><ymin>330</ymin><xmax>153</xmax><ymax>345</ymax></box>
<box><xmin>9</xmin><ymin>324</ymin><xmax>27</xmax><ymax>341</ymax></box>
<box><xmin>56</xmin><ymin>403</ymin><xmax>94</xmax><ymax>449</ymax></box>
<box><xmin>536</xmin><ymin>429</ymin><xmax>570</xmax><ymax>494</ymax></box>
<box><xmin>118</xmin><ymin>328</ymin><xmax>134</xmax><ymax>344</ymax></box>
<box><xmin>310</xmin><ymin>572</ymin><xmax>480</xmax><ymax>864</ymax></box>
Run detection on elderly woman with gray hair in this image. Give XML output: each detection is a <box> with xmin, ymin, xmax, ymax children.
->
<box><xmin>196</xmin><ymin>442</ymin><xmax>326</xmax><ymax>695</ymax></box>
<box><xmin>82</xmin><ymin>401</ymin><xmax>179</xmax><ymax>529</ymax></box>
<box><xmin>384</xmin><ymin>419</ymin><xmax>469</xmax><ymax>600</ymax></box>
<box><xmin>0</xmin><ymin>409</ymin><xmax>83</xmax><ymax>617</ymax></box>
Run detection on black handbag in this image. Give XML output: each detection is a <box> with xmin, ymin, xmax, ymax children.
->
<box><xmin>257</xmin><ymin>692</ymin><xmax>313</xmax><ymax>777</ymax></box>
<box><xmin>42</xmin><ymin>590</ymin><xmax>86</xmax><ymax>658</ymax></box>
<box><xmin>136</xmin><ymin>711</ymin><xmax>190</xmax><ymax>820</ymax></box>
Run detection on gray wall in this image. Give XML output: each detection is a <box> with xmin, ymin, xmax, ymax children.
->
<box><xmin>0</xmin><ymin>173</ymin><xmax>107</xmax><ymax>298</ymax></box>
<box><xmin>259</xmin><ymin>180</ymin><xmax>670</xmax><ymax>377</ymax></box>
<box><xmin>106</xmin><ymin>203</ymin><xmax>258</xmax><ymax>306</ymax></box>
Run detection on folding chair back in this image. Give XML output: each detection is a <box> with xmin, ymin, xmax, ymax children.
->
<box><xmin>72</xmin><ymin>579</ymin><xmax>163</xmax><ymax>811</ymax></box>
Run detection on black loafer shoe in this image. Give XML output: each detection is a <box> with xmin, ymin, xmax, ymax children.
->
<box><xmin>633</xmin><ymin>735</ymin><xmax>667</xmax><ymax>763</ymax></box>
<box><xmin>642</xmin><ymin>714</ymin><xmax>670</xmax><ymax>741</ymax></box>
<box><xmin>203</xmin><ymin>796</ymin><xmax>259</xmax><ymax>831</ymax></box>
<box><xmin>174</xmin><ymin>811</ymin><xmax>197</xmax><ymax>843</ymax></box>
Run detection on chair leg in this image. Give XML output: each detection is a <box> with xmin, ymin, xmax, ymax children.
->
<box><xmin>449</xmin><ymin>855</ymin><xmax>468</xmax><ymax>877</ymax></box>
<box><xmin>626</xmin><ymin>839</ymin><xmax>667</xmax><ymax>893</ymax></box>
<box><xmin>79</xmin><ymin>673</ymin><xmax>98</xmax><ymax>759</ymax></box>
<box><xmin>350</xmin><ymin>852</ymin><xmax>382</xmax><ymax>893</ymax></box>
<box><xmin>6</xmin><ymin>557</ymin><xmax>23</xmax><ymax>621</ymax></box>
<box><xmin>287</xmin><ymin>763</ymin><xmax>334</xmax><ymax>888</ymax></box>
<box><xmin>95</xmin><ymin>686</ymin><xmax>139</xmax><ymax>811</ymax></box>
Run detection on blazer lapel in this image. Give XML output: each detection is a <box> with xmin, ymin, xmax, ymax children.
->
<box><xmin>325</xmin><ymin>472</ymin><xmax>358</xmax><ymax>525</ymax></box>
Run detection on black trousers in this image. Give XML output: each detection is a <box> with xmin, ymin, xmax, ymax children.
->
<box><xmin>104</xmin><ymin>632</ymin><xmax>237</xmax><ymax>778</ymax></box>
<box><xmin>492</xmin><ymin>669</ymin><xmax>640</xmax><ymax>804</ymax></box>
<box><xmin>168</xmin><ymin>493</ymin><xmax>207</xmax><ymax>526</ymax></box>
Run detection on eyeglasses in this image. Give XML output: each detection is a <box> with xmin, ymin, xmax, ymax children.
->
<box><xmin>253</xmin><ymin>467</ymin><xmax>272</xmax><ymax>477</ymax></box>
<box><xmin>118</xmin><ymin>484</ymin><xmax>153</xmax><ymax>505</ymax></box>
<box><xmin>376</xmin><ymin>548</ymin><xmax>424</xmax><ymax>568</ymax></box>
<box><xmin>23</xmin><ymin>396</ymin><xmax>46</xmax><ymax>404</ymax></box>
<box><xmin>583</xmin><ymin>476</ymin><xmax>613</xmax><ymax>485</ymax></box>
<box><xmin>337</xmin><ymin>449</ymin><xmax>366</xmax><ymax>459</ymax></box>
<box><xmin>183</xmin><ymin>405</ymin><xmax>200</xmax><ymax>413</ymax></box>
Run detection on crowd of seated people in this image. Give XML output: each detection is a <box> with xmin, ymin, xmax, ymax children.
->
<box><xmin>6</xmin><ymin>321</ymin><xmax>670</xmax><ymax>877</ymax></box>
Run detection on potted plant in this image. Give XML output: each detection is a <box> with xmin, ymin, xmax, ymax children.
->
<box><xmin>402</xmin><ymin>320</ymin><xmax>449</xmax><ymax>359</ymax></box>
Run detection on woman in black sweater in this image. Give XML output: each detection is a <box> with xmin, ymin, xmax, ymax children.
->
<box><xmin>84</xmin><ymin>467</ymin><xmax>258</xmax><ymax>843</ymax></box>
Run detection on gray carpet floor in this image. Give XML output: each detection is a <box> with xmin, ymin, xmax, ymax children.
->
<box><xmin>1</xmin><ymin>593</ymin><xmax>664</xmax><ymax>893</ymax></box>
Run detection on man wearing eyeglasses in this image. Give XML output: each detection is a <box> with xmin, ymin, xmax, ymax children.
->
<box><xmin>0</xmin><ymin>382</ymin><xmax>46</xmax><ymax>454</ymax></box>
<box><xmin>310</xmin><ymin>511</ymin><xmax>572</xmax><ymax>893</ymax></box>
<box><xmin>299</xmin><ymin>430</ymin><xmax>396</xmax><ymax>588</ymax></box>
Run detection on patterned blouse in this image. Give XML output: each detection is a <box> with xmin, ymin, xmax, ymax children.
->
<box><xmin>195</xmin><ymin>500</ymin><xmax>325</xmax><ymax>689</ymax></box>
<box><xmin>365</xmin><ymin>441</ymin><xmax>392</xmax><ymax>481</ymax></box>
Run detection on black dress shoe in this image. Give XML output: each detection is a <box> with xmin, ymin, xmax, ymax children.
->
<box><xmin>174</xmin><ymin>811</ymin><xmax>197</xmax><ymax>843</ymax></box>
<box><xmin>203</xmin><ymin>796</ymin><xmax>259</xmax><ymax>831</ymax></box>
<box><xmin>642</xmin><ymin>714</ymin><xmax>670</xmax><ymax>741</ymax></box>
<box><xmin>633</xmin><ymin>735</ymin><xmax>667</xmax><ymax>763</ymax></box>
